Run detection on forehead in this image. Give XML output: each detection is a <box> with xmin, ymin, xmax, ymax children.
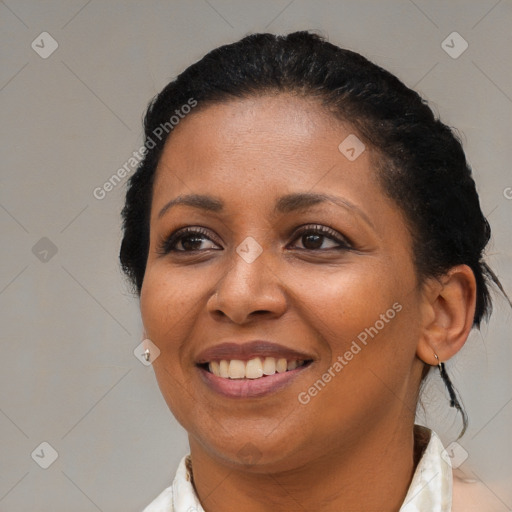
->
<box><xmin>152</xmin><ymin>94</ymin><xmax>380</xmax><ymax>209</ymax></box>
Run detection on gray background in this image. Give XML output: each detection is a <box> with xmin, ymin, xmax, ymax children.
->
<box><xmin>1</xmin><ymin>1</ymin><xmax>511</xmax><ymax>510</ymax></box>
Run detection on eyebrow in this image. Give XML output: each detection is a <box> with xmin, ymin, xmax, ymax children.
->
<box><xmin>157</xmin><ymin>192</ymin><xmax>374</xmax><ymax>229</ymax></box>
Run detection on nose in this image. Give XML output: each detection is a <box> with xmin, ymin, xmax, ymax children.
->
<box><xmin>206</xmin><ymin>246</ymin><xmax>288</xmax><ymax>325</ymax></box>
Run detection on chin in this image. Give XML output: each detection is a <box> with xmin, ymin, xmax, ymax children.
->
<box><xmin>190</xmin><ymin>425</ymin><xmax>312</xmax><ymax>473</ymax></box>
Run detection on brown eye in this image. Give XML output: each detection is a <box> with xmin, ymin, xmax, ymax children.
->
<box><xmin>290</xmin><ymin>225</ymin><xmax>352</xmax><ymax>251</ymax></box>
<box><xmin>157</xmin><ymin>227</ymin><xmax>221</xmax><ymax>254</ymax></box>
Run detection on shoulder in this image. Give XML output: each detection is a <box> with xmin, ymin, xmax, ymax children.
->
<box><xmin>452</xmin><ymin>469</ymin><xmax>508</xmax><ymax>512</ymax></box>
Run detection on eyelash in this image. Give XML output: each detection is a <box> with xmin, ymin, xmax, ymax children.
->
<box><xmin>156</xmin><ymin>224</ymin><xmax>352</xmax><ymax>255</ymax></box>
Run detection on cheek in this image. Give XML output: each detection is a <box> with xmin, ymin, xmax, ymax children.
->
<box><xmin>285</xmin><ymin>257</ymin><xmax>420</xmax><ymax>402</ymax></box>
<box><xmin>140</xmin><ymin>263</ymin><xmax>204</xmax><ymax>343</ymax></box>
<box><xmin>284</xmin><ymin>259</ymin><xmax>406</xmax><ymax>354</ymax></box>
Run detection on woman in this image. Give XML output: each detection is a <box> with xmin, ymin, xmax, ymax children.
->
<box><xmin>120</xmin><ymin>31</ymin><xmax>509</xmax><ymax>511</ymax></box>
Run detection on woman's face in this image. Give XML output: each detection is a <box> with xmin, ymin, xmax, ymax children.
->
<box><xmin>140</xmin><ymin>94</ymin><xmax>427</xmax><ymax>471</ymax></box>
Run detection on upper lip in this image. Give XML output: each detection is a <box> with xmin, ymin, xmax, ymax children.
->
<box><xmin>195</xmin><ymin>340</ymin><xmax>315</xmax><ymax>364</ymax></box>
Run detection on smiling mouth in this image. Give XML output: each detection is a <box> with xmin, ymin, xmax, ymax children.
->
<box><xmin>199</xmin><ymin>357</ymin><xmax>313</xmax><ymax>380</ymax></box>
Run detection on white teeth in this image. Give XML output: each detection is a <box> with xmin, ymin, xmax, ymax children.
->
<box><xmin>228</xmin><ymin>359</ymin><xmax>246</xmax><ymax>379</ymax></box>
<box><xmin>276</xmin><ymin>358</ymin><xmax>287</xmax><ymax>373</ymax></box>
<box><xmin>208</xmin><ymin>357</ymin><xmax>307</xmax><ymax>379</ymax></box>
<box><xmin>209</xmin><ymin>361</ymin><xmax>220</xmax><ymax>376</ymax></box>
<box><xmin>262</xmin><ymin>357</ymin><xmax>276</xmax><ymax>375</ymax></box>
<box><xmin>245</xmin><ymin>357</ymin><xmax>263</xmax><ymax>379</ymax></box>
<box><xmin>219</xmin><ymin>359</ymin><xmax>229</xmax><ymax>378</ymax></box>
<box><xmin>287</xmin><ymin>360</ymin><xmax>298</xmax><ymax>371</ymax></box>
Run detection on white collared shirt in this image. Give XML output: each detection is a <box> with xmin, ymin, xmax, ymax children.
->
<box><xmin>142</xmin><ymin>428</ymin><xmax>453</xmax><ymax>512</ymax></box>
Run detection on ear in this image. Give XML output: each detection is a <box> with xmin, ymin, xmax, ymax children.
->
<box><xmin>416</xmin><ymin>264</ymin><xmax>477</xmax><ymax>365</ymax></box>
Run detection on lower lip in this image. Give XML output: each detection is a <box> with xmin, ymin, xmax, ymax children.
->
<box><xmin>198</xmin><ymin>364</ymin><xmax>311</xmax><ymax>398</ymax></box>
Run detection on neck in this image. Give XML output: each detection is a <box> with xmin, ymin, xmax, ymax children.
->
<box><xmin>188</xmin><ymin>422</ymin><xmax>427</xmax><ymax>512</ymax></box>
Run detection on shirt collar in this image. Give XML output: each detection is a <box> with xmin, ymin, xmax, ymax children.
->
<box><xmin>143</xmin><ymin>426</ymin><xmax>452</xmax><ymax>512</ymax></box>
<box><xmin>399</xmin><ymin>426</ymin><xmax>452</xmax><ymax>511</ymax></box>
